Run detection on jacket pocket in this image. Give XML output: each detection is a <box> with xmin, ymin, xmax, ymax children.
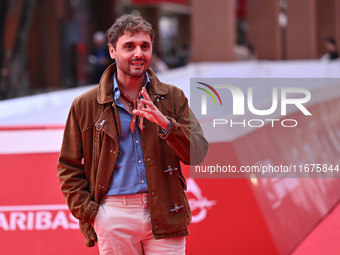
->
<box><xmin>177</xmin><ymin>173</ymin><xmax>191</xmax><ymax>225</ymax></box>
<box><xmin>181</xmin><ymin>189</ymin><xmax>192</xmax><ymax>225</ymax></box>
<box><xmin>177</xmin><ymin>171</ymin><xmax>187</xmax><ymax>191</ymax></box>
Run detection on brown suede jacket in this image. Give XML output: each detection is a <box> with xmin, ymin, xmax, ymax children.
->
<box><xmin>57</xmin><ymin>64</ymin><xmax>208</xmax><ymax>247</ymax></box>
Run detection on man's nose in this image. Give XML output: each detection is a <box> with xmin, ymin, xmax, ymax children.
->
<box><xmin>134</xmin><ymin>46</ymin><xmax>143</xmax><ymax>58</ymax></box>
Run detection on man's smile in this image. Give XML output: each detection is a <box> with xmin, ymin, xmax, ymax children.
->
<box><xmin>131</xmin><ymin>61</ymin><xmax>144</xmax><ymax>66</ymax></box>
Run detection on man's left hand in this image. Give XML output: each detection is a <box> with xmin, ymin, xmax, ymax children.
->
<box><xmin>132</xmin><ymin>87</ymin><xmax>170</xmax><ymax>130</ymax></box>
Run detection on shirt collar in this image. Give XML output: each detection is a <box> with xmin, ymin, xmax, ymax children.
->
<box><xmin>113</xmin><ymin>72</ymin><xmax>150</xmax><ymax>101</ymax></box>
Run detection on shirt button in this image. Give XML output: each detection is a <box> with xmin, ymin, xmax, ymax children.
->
<box><xmin>138</xmin><ymin>160</ymin><xmax>142</xmax><ymax>164</ymax></box>
<box><xmin>147</xmin><ymin>158</ymin><xmax>151</xmax><ymax>162</ymax></box>
<box><xmin>151</xmin><ymin>192</ymin><xmax>156</xmax><ymax>196</ymax></box>
<box><xmin>141</xmin><ymin>180</ymin><xmax>145</xmax><ymax>184</ymax></box>
<box><xmin>135</xmin><ymin>140</ymin><xmax>139</xmax><ymax>144</ymax></box>
<box><xmin>154</xmin><ymin>226</ymin><xmax>158</xmax><ymax>229</ymax></box>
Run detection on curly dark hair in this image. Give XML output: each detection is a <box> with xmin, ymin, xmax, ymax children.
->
<box><xmin>106</xmin><ymin>14</ymin><xmax>155</xmax><ymax>48</ymax></box>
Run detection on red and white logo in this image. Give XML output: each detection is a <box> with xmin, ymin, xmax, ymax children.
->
<box><xmin>186</xmin><ymin>178</ymin><xmax>216</xmax><ymax>223</ymax></box>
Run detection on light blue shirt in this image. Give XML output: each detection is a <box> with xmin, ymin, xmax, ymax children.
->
<box><xmin>106</xmin><ymin>74</ymin><xmax>150</xmax><ymax>195</ymax></box>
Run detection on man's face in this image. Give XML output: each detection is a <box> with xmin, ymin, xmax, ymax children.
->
<box><xmin>109</xmin><ymin>31</ymin><xmax>153</xmax><ymax>78</ymax></box>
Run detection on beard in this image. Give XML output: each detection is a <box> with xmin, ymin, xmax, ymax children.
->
<box><xmin>116</xmin><ymin>58</ymin><xmax>150</xmax><ymax>78</ymax></box>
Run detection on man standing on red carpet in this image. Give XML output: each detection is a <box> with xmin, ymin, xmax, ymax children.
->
<box><xmin>57</xmin><ymin>14</ymin><xmax>208</xmax><ymax>254</ymax></box>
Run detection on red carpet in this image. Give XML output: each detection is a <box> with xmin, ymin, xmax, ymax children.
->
<box><xmin>292</xmin><ymin>202</ymin><xmax>340</xmax><ymax>255</ymax></box>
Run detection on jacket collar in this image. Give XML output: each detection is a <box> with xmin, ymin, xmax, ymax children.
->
<box><xmin>97</xmin><ymin>63</ymin><xmax>168</xmax><ymax>104</ymax></box>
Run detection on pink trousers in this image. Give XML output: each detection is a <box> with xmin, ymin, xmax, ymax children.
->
<box><xmin>93</xmin><ymin>193</ymin><xmax>186</xmax><ymax>255</ymax></box>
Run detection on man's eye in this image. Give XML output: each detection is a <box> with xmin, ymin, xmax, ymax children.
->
<box><xmin>125</xmin><ymin>45</ymin><xmax>133</xmax><ymax>49</ymax></box>
<box><xmin>142</xmin><ymin>45</ymin><xmax>149</xmax><ymax>50</ymax></box>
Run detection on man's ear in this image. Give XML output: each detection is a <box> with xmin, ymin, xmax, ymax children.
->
<box><xmin>108</xmin><ymin>44</ymin><xmax>115</xmax><ymax>60</ymax></box>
